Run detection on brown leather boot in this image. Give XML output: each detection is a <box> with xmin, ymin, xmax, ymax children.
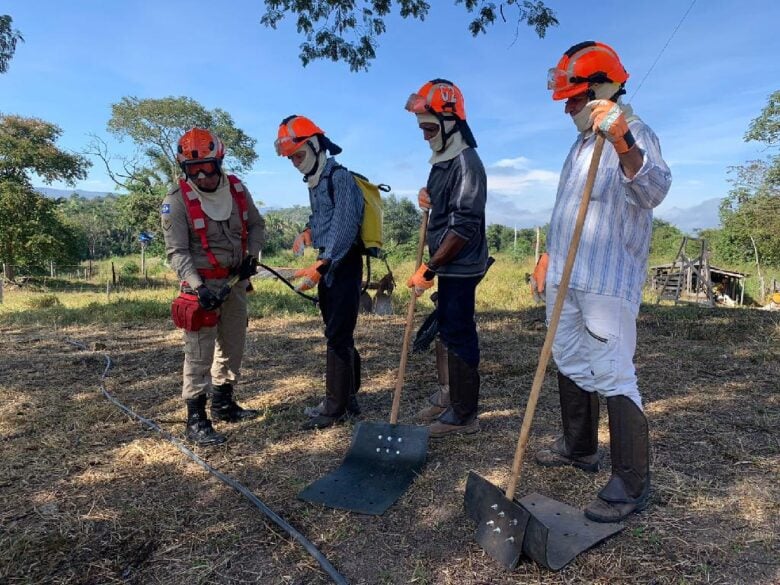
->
<box><xmin>536</xmin><ymin>373</ymin><xmax>600</xmax><ymax>472</ymax></box>
<box><xmin>418</xmin><ymin>339</ymin><xmax>450</xmax><ymax>422</ymax></box>
<box><xmin>585</xmin><ymin>396</ymin><xmax>650</xmax><ymax>523</ymax></box>
<box><xmin>430</xmin><ymin>350</ymin><xmax>480</xmax><ymax>438</ymax></box>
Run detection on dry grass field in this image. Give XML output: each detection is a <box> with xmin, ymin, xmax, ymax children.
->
<box><xmin>1</xmin><ymin>268</ymin><xmax>778</xmax><ymax>584</ymax></box>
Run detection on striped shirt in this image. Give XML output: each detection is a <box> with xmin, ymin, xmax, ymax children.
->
<box><xmin>308</xmin><ymin>157</ymin><xmax>364</xmax><ymax>284</ymax></box>
<box><xmin>547</xmin><ymin>121</ymin><xmax>672</xmax><ymax>304</ymax></box>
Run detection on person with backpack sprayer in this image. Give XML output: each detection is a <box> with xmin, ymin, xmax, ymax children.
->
<box><xmin>162</xmin><ymin>128</ymin><xmax>266</xmax><ymax>446</ymax></box>
<box><xmin>536</xmin><ymin>41</ymin><xmax>672</xmax><ymax>522</ymax></box>
<box><xmin>404</xmin><ymin>79</ymin><xmax>489</xmax><ymax>438</ymax></box>
<box><xmin>276</xmin><ymin>115</ymin><xmax>366</xmax><ymax>430</ymax></box>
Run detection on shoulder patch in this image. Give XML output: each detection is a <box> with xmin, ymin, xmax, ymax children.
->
<box><xmin>161</xmin><ymin>203</ymin><xmax>171</xmax><ymax>214</ymax></box>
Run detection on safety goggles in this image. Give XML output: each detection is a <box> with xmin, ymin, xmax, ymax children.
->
<box><xmin>274</xmin><ymin>135</ymin><xmax>309</xmax><ymax>156</ymax></box>
<box><xmin>405</xmin><ymin>92</ymin><xmax>430</xmax><ymax>114</ymax></box>
<box><xmin>182</xmin><ymin>159</ymin><xmax>220</xmax><ymax>179</ymax></box>
<box><xmin>547</xmin><ymin>68</ymin><xmax>572</xmax><ymax>92</ymax></box>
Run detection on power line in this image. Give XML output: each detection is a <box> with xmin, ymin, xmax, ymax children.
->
<box><xmin>629</xmin><ymin>0</ymin><xmax>697</xmax><ymax>101</ymax></box>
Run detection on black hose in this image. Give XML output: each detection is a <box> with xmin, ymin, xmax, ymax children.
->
<box><xmin>65</xmin><ymin>340</ymin><xmax>348</xmax><ymax>585</ymax></box>
<box><xmin>257</xmin><ymin>263</ymin><xmax>319</xmax><ymax>305</ymax></box>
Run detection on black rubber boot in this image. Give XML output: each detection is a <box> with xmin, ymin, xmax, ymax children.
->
<box><xmin>210</xmin><ymin>383</ymin><xmax>259</xmax><ymax>423</ymax></box>
<box><xmin>349</xmin><ymin>348</ymin><xmax>362</xmax><ymax>416</ymax></box>
<box><xmin>302</xmin><ymin>347</ymin><xmax>354</xmax><ymax>430</ymax></box>
<box><xmin>430</xmin><ymin>350</ymin><xmax>480</xmax><ymax>438</ymax></box>
<box><xmin>185</xmin><ymin>395</ymin><xmax>226</xmax><ymax>446</ymax></box>
<box><xmin>585</xmin><ymin>396</ymin><xmax>650</xmax><ymax>523</ymax></box>
<box><xmin>536</xmin><ymin>373</ymin><xmax>601</xmax><ymax>472</ymax></box>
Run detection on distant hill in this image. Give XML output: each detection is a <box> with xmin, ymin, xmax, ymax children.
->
<box><xmin>37</xmin><ymin>187</ymin><xmax>115</xmax><ymax>200</ymax></box>
<box><xmin>655</xmin><ymin>197</ymin><xmax>721</xmax><ymax>234</ymax></box>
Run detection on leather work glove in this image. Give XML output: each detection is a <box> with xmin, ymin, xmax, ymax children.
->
<box><xmin>196</xmin><ymin>285</ymin><xmax>223</xmax><ymax>311</ymax></box>
<box><xmin>530</xmin><ymin>252</ymin><xmax>549</xmax><ymax>302</ymax></box>
<box><xmin>293</xmin><ymin>260</ymin><xmax>326</xmax><ymax>292</ymax></box>
<box><xmin>238</xmin><ymin>254</ymin><xmax>259</xmax><ymax>281</ymax></box>
<box><xmin>407</xmin><ymin>263</ymin><xmax>436</xmax><ymax>297</ymax></box>
<box><xmin>588</xmin><ymin>99</ymin><xmax>636</xmax><ymax>154</ymax></box>
<box><xmin>292</xmin><ymin>228</ymin><xmax>312</xmax><ymax>256</ymax></box>
<box><xmin>418</xmin><ymin>188</ymin><xmax>432</xmax><ymax>210</ymax></box>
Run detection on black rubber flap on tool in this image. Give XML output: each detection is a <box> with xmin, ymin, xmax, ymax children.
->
<box><xmin>298</xmin><ymin>421</ymin><xmax>429</xmax><ymax>515</ymax></box>
<box><xmin>519</xmin><ymin>492</ymin><xmax>624</xmax><ymax>571</ymax></box>
<box><xmin>464</xmin><ymin>471</ymin><xmax>530</xmax><ymax>569</ymax></box>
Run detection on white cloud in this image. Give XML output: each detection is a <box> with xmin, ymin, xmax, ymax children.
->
<box><xmin>493</xmin><ymin>156</ymin><xmax>531</xmax><ymax>169</ymax></box>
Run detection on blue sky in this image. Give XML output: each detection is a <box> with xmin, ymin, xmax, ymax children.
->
<box><xmin>3</xmin><ymin>1</ymin><xmax>779</xmax><ymax>232</ymax></box>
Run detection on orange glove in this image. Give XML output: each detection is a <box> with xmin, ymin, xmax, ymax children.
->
<box><xmin>292</xmin><ymin>228</ymin><xmax>312</xmax><ymax>256</ymax></box>
<box><xmin>588</xmin><ymin>99</ymin><xmax>636</xmax><ymax>154</ymax></box>
<box><xmin>418</xmin><ymin>188</ymin><xmax>432</xmax><ymax>210</ymax></box>
<box><xmin>530</xmin><ymin>252</ymin><xmax>549</xmax><ymax>302</ymax></box>
<box><xmin>293</xmin><ymin>260</ymin><xmax>325</xmax><ymax>292</ymax></box>
<box><xmin>406</xmin><ymin>263</ymin><xmax>436</xmax><ymax>297</ymax></box>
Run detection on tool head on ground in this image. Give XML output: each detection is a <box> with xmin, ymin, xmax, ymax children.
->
<box><xmin>177</xmin><ymin>128</ymin><xmax>225</xmax><ymax>189</ymax></box>
<box><xmin>548</xmin><ymin>41</ymin><xmax>629</xmax><ymax>101</ymax></box>
<box><xmin>464</xmin><ymin>472</ymin><xmax>623</xmax><ymax>571</ymax></box>
<box><xmin>405</xmin><ymin>78</ymin><xmax>477</xmax><ymax>149</ymax></box>
<box><xmin>298</xmin><ymin>421</ymin><xmax>428</xmax><ymax>515</ymax></box>
<box><xmin>464</xmin><ymin>138</ymin><xmax>624</xmax><ymax>571</ymax></box>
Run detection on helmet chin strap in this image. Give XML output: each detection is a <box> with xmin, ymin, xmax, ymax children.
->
<box><xmin>433</xmin><ymin>113</ymin><xmax>459</xmax><ymax>153</ymax></box>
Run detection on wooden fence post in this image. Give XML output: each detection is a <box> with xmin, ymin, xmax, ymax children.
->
<box><xmin>111</xmin><ymin>262</ymin><xmax>117</xmax><ymax>286</ymax></box>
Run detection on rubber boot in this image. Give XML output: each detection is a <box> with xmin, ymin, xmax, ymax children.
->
<box><xmin>418</xmin><ymin>339</ymin><xmax>450</xmax><ymax>422</ymax></box>
<box><xmin>210</xmin><ymin>383</ymin><xmax>259</xmax><ymax>423</ymax></box>
<box><xmin>302</xmin><ymin>347</ymin><xmax>353</xmax><ymax>430</ymax></box>
<box><xmin>185</xmin><ymin>395</ymin><xmax>226</xmax><ymax>446</ymax></box>
<box><xmin>304</xmin><ymin>348</ymin><xmax>361</xmax><ymax>418</ymax></box>
<box><xmin>430</xmin><ymin>350</ymin><xmax>480</xmax><ymax>438</ymax></box>
<box><xmin>535</xmin><ymin>373</ymin><xmax>601</xmax><ymax>472</ymax></box>
<box><xmin>585</xmin><ymin>396</ymin><xmax>650</xmax><ymax>522</ymax></box>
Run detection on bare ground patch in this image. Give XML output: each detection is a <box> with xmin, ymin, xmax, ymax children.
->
<box><xmin>1</xmin><ymin>306</ymin><xmax>778</xmax><ymax>584</ymax></box>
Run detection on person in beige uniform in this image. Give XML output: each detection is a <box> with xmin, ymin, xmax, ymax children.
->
<box><xmin>162</xmin><ymin>128</ymin><xmax>266</xmax><ymax>445</ymax></box>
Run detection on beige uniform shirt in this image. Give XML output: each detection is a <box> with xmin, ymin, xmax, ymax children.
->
<box><xmin>161</xmin><ymin>176</ymin><xmax>265</xmax><ymax>289</ymax></box>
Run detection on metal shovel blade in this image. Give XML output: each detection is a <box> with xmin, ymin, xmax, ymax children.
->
<box><xmin>518</xmin><ymin>492</ymin><xmax>624</xmax><ymax>571</ymax></box>
<box><xmin>465</xmin><ymin>473</ymin><xmax>625</xmax><ymax>571</ymax></box>
<box><xmin>298</xmin><ymin>421</ymin><xmax>429</xmax><ymax>515</ymax></box>
<box><xmin>464</xmin><ymin>471</ymin><xmax>530</xmax><ymax>569</ymax></box>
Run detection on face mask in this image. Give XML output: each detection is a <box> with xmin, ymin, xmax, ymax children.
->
<box><xmin>294</xmin><ymin>137</ymin><xmax>320</xmax><ymax>176</ymax></box>
<box><xmin>572</xmin><ymin>104</ymin><xmax>592</xmax><ymax>133</ymax></box>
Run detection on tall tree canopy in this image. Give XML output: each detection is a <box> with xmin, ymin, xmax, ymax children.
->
<box><xmin>261</xmin><ymin>0</ymin><xmax>558</xmax><ymax>71</ymax></box>
<box><xmin>0</xmin><ymin>115</ymin><xmax>91</xmax><ymax>272</ymax></box>
<box><xmin>88</xmin><ymin>96</ymin><xmax>258</xmax><ymax>194</ymax></box>
<box><xmin>0</xmin><ymin>15</ymin><xmax>23</xmax><ymax>74</ymax></box>
<box><xmin>716</xmin><ymin>90</ymin><xmax>780</xmax><ymax>268</ymax></box>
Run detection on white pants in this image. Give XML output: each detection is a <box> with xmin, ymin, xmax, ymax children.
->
<box><xmin>545</xmin><ymin>285</ymin><xmax>643</xmax><ymax>410</ymax></box>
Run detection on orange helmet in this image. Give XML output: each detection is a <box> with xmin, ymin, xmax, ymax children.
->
<box><xmin>548</xmin><ymin>41</ymin><xmax>629</xmax><ymax>101</ymax></box>
<box><xmin>176</xmin><ymin>128</ymin><xmax>224</xmax><ymax>164</ymax></box>
<box><xmin>405</xmin><ymin>79</ymin><xmax>467</xmax><ymax>120</ymax></box>
<box><xmin>275</xmin><ymin>115</ymin><xmax>327</xmax><ymax>157</ymax></box>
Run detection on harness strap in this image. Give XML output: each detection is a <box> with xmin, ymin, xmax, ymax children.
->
<box><xmin>179</xmin><ymin>175</ymin><xmax>249</xmax><ymax>274</ymax></box>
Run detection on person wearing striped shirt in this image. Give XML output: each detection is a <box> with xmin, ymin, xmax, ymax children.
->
<box><xmin>275</xmin><ymin>115</ymin><xmax>365</xmax><ymax>430</ymax></box>
<box><xmin>536</xmin><ymin>42</ymin><xmax>672</xmax><ymax>523</ymax></box>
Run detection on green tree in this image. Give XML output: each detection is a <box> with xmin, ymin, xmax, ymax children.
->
<box><xmin>0</xmin><ymin>115</ymin><xmax>90</xmax><ymax>276</ymax></box>
<box><xmin>0</xmin><ymin>15</ymin><xmax>23</xmax><ymax>74</ymax></box>
<box><xmin>261</xmin><ymin>0</ymin><xmax>558</xmax><ymax>71</ymax></box>
<box><xmin>382</xmin><ymin>193</ymin><xmax>420</xmax><ymax>245</ymax></box>
<box><xmin>716</xmin><ymin>90</ymin><xmax>780</xmax><ymax>275</ymax></box>
<box><xmin>88</xmin><ymin>96</ymin><xmax>258</xmax><ymax>193</ymax></box>
<box><xmin>649</xmin><ymin>218</ymin><xmax>684</xmax><ymax>260</ymax></box>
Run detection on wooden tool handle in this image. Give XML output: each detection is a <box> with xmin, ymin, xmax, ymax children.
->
<box><xmin>390</xmin><ymin>209</ymin><xmax>430</xmax><ymax>424</ymax></box>
<box><xmin>505</xmin><ymin>135</ymin><xmax>605</xmax><ymax>498</ymax></box>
